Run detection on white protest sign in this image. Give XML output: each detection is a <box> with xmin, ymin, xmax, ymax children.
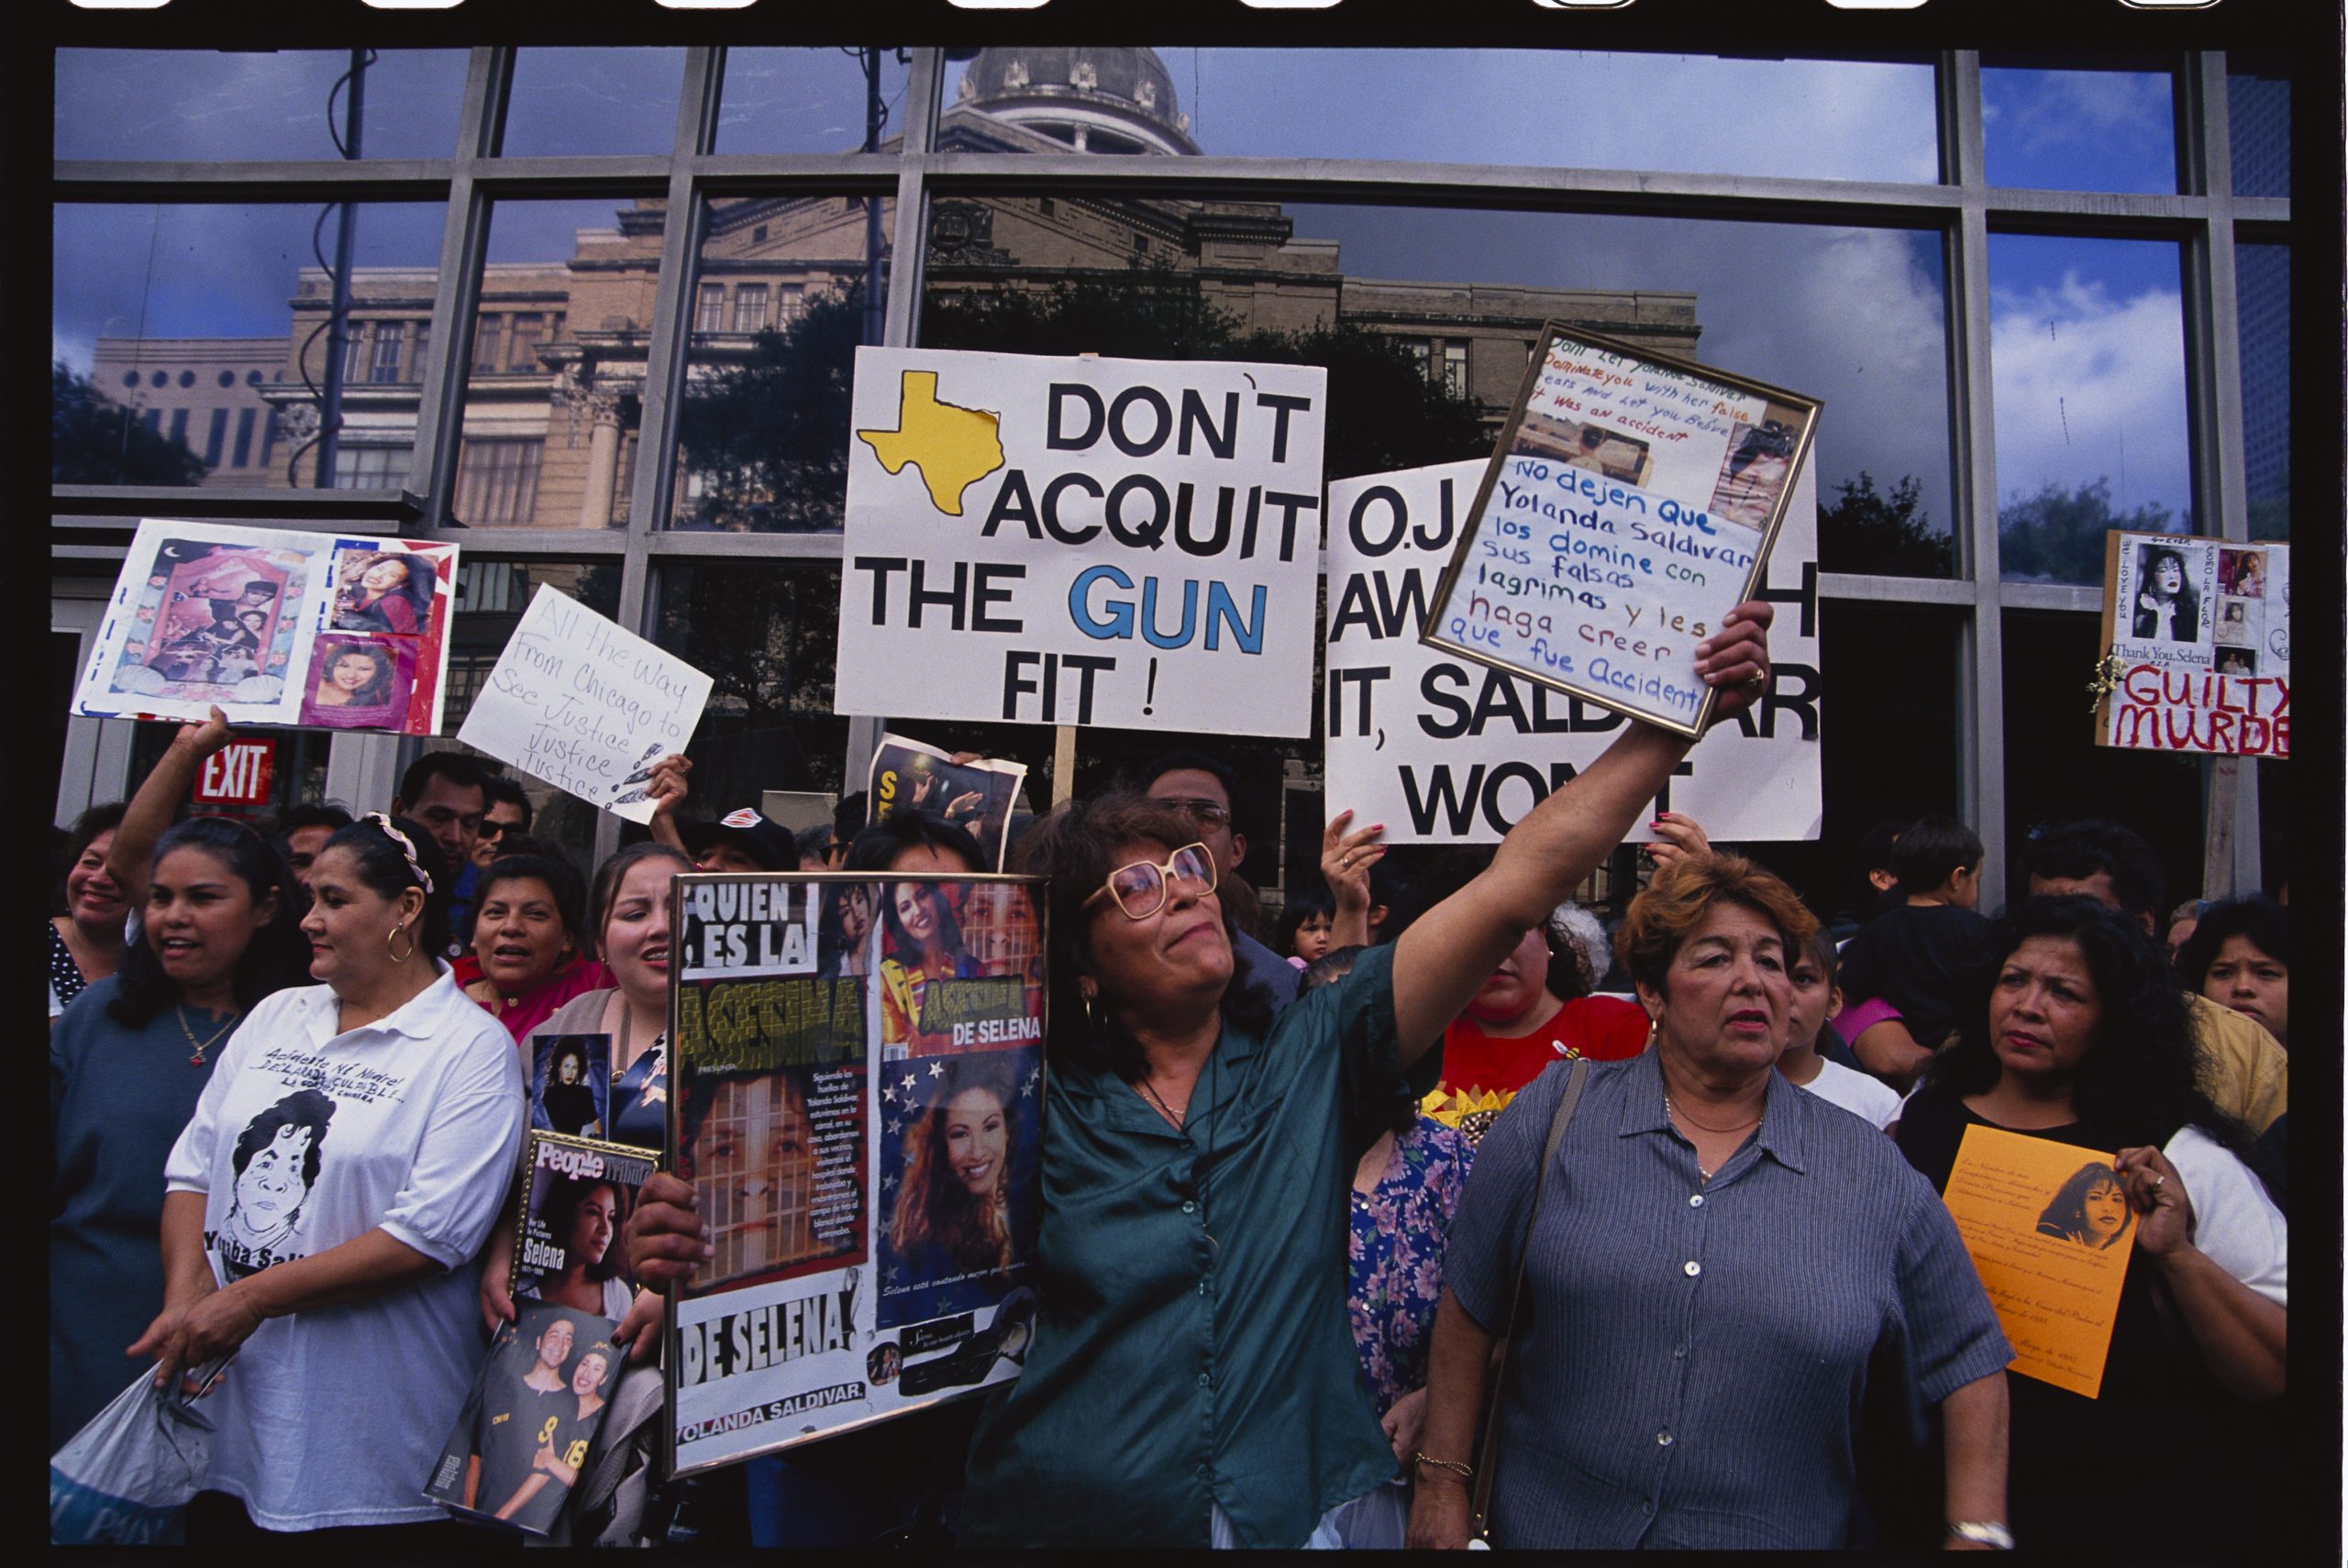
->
<box><xmin>2095</xmin><ymin>533</ymin><xmax>2288</xmax><ymax>758</ymax></box>
<box><xmin>1327</xmin><ymin>459</ymin><xmax>1822</xmax><ymax>843</ymax></box>
<box><xmin>1425</xmin><ymin>329</ymin><xmax>1816</xmax><ymax>736</ymax></box>
<box><xmin>835</xmin><ymin>348</ymin><xmax>1328</xmax><ymax>737</ymax></box>
<box><xmin>457</xmin><ymin>584</ymin><xmax>713</xmax><ymax>822</ymax></box>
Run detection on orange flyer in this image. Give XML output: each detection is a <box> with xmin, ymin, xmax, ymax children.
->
<box><xmin>1940</xmin><ymin>1124</ymin><xmax>2137</xmax><ymax>1398</ymax></box>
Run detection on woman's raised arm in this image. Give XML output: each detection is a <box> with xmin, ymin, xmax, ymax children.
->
<box><xmin>1389</xmin><ymin>603</ymin><xmax>1773</xmax><ymax>1063</ymax></box>
<box><xmin>106</xmin><ymin>705</ymin><xmax>236</xmax><ymax>911</ymax></box>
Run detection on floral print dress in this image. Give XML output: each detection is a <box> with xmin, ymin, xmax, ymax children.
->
<box><xmin>1346</xmin><ymin>1116</ymin><xmax>1476</xmax><ymax>1417</ymax></box>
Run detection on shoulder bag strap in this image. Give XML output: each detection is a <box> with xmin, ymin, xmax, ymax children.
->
<box><xmin>1469</xmin><ymin>1055</ymin><xmax>1592</xmax><ymax>1538</ymax></box>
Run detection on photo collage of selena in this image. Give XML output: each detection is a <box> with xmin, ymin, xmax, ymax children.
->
<box><xmin>78</xmin><ymin>519</ymin><xmax>458</xmax><ymax>736</ymax></box>
<box><xmin>2116</xmin><ymin>535</ymin><xmax>2290</xmax><ymax>679</ymax></box>
<box><xmin>667</xmin><ymin>873</ymin><xmax>1046</xmax><ymax>1470</ymax></box>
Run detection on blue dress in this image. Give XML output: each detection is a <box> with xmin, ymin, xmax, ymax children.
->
<box><xmin>50</xmin><ymin>979</ymin><xmax>233</xmax><ymax>1449</ymax></box>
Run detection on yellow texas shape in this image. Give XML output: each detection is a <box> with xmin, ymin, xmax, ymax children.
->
<box><xmin>857</xmin><ymin>370</ymin><xmax>1007</xmax><ymax>516</ymax></box>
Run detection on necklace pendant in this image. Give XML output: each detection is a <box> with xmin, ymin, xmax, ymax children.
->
<box><xmin>190</xmin><ymin>1051</ymin><xmax>207</xmax><ymax>1067</ymax></box>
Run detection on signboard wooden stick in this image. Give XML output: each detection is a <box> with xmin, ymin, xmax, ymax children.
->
<box><xmin>1052</xmin><ymin>723</ymin><xmax>1077</xmax><ymax>807</ymax></box>
<box><xmin>2201</xmin><ymin>756</ymin><xmax>2239</xmax><ymax>900</ymax></box>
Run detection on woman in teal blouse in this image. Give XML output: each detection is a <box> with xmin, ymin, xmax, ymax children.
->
<box><xmin>628</xmin><ymin>607</ymin><xmax>1778</xmax><ymax>1546</ymax></box>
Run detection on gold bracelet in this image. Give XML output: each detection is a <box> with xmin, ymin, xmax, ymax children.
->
<box><xmin>1412</xmin><ymin>1452</ymin><xmax>1473</xmax><ymax>1481</ymax></box>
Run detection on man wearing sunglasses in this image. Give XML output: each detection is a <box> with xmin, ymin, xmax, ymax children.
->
<box><xmin>1135</xmin><ymin>750</ymin><xmax>1301</xmax><ymax>1010</ymax></box>
<box><xmin>471</xmin><ymin>774</ymin><xmax>535</xmax><ymax>871</ymax></box>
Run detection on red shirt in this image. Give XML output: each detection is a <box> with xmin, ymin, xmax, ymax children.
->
<box><xmin>460</xmin><ymin>957</ymin><xmax>615</xmax><ymax>1045</ymax></box>
<box><xmin>1436</xmin><ymin>994</ymin><xmax>1650</xmax><ymax>1100</ymax></box>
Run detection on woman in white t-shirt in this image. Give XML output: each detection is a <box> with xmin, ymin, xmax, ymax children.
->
<box><xmin>138</xmin><ymin>813</ymin><xmax>524</xmax><ymax>1539</ymax></box>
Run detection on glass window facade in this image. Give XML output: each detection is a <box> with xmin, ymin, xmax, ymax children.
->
<box><xmin>1988</xmin><ymin>235</ymin><xmax>2192</xmax><ymax>583</ymax></box>
<box><xmin>55</xmin><ymin>50</ymin><xmax>470</xmax><ymax>163</ymax></box>
<box><xmin>1980</xmin><ymin>60</ymin><xmax>2178</xmax><ymax>193</ymax></box>
<box><xmin>48</xmin><ymin>45</ymin><xmax>2302</xmax><ymax>903</ymax></box>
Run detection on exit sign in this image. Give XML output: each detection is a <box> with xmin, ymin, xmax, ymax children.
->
<box><xmin>194</xmin><ymin>740</ymin><xmax>276</xmax><ymax>807</ymax></box>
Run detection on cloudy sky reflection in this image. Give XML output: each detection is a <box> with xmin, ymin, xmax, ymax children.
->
<box><xmin>50</xmin><ymin>44</ymin><xmax>2205</xmax><ymax>549</ymax></box>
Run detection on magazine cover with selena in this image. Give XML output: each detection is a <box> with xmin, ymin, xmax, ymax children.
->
<box><xmin>667</xmin><ymin>872</ymin><xmax>1046</xmax><ymax>1473</ymax></box>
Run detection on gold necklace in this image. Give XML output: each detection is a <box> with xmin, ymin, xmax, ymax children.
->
<box><xmin>1664</xmin><ymin>1091</ymin><xmax>1763</xmax><ymax>1135</ymax></box>
<box><xmin>1135</xmin><ymin>1075</ymin><xmax>1187</xmax><ymax>1131</ymax></box>
<box><xmin>176</xmin><ymin>1004</ymin><xmax>238</xmax><ymax>1067</ymax></box>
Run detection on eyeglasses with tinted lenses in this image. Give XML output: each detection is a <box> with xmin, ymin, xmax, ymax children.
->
<box><xmin>1085</xmin><ymin>843</ymin><xmax>1217</xmax><ymax>920</ymax></box>
<box><xmin>1154</xmin><ymin>798</ymin><xmax>1231</xmax><ymax>828</ymax></box>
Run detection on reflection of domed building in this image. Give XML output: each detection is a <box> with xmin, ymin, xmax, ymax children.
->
<box><xmin>952</xmin><ymin>47</ymin><xmax>1200</xmax><ymax>156</ymax></box>
<box><xmin>94</xmin><ymin>44</ymin><xmax>1696</xmax><ymax>539</ymax></box>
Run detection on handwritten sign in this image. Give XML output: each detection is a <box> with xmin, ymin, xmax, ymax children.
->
<box><xmin>456</xmin><ymin>584</ymin><xmax>712</xmax><ymax>823</ymax></box>
<box><xmin>1327</xmin><ymin>459</ymin><xmax>1822</xmax><ymax>842</ymax></box>
<box><xmin>1941</xmin><ymin>1125</ymin><xmax>2136</xmax><ymax>1399</ymax></box>
<box><xmin>1423</xmin><ymin>325</ymin><xmax>1818</xmax><ymax>736</ymax></box>
<box><xmin>835</xmin><ymin>348</ymin><xmax>1328</xmax><ymax>737</ymax></box>
<box><xmin>2095</xmin><ymin>532</ymin><xmax>2288</xmax><ymax>758</ymax></box>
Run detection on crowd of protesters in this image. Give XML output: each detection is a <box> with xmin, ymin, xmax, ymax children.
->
<box><xmin>50</xmin><ymin>600</ymin><xmax>2290</xmax><ymax>1551</ymax></box>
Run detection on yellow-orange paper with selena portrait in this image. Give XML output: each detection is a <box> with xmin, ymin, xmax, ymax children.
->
<box><xmin>1940</xmin><ymin>1124</ymin><xmax>2137</xmax><ymax>1398</ymax></box>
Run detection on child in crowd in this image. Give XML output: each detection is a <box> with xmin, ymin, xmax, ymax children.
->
<box><xmin>1833</xmin><ymin>813</ymin><xmax>1995</xmax><ymax>1055</ymax></box>
<box><xmin>1279</xmin><ymin>882</ymin><xmax>1338</xmax><ymax>970</ymax></box>
<box><xmin>1778</xmin><ymin>927</ymin><xmax>1901</xmax><ymax>1131</ymax></box>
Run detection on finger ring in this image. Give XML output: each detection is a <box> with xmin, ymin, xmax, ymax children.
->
<box><xmin>2153</xmin><ymin>1175</ymin><xmax>2166</xmax><ymax>1191</ymax></box>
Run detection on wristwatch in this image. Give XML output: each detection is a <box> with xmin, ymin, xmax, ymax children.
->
<box><xmin>1946</xmin><ymin>1520</ymin><xmax>2014</xmax><ymax>1550</ymax></box>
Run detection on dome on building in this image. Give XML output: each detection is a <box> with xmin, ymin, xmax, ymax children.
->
<box><xmin>955</xmin><ymin>47</ymin><xmax>1200</xmax><ymax>157</ymax></box>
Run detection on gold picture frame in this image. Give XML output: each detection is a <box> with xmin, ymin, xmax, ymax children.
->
<box><xmin>1423</xmin><ymin>322</ymin><xmax>1821</xmax><ymax>738</ymax></box>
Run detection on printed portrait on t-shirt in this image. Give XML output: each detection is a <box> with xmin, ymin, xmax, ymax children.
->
<box><xmin>214</xmin><ymin>1088</ymin><xmax>337</xmax><ymax>1277</ymax></box>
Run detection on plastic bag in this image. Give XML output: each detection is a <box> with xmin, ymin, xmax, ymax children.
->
<box><xmin>49</xmin><ymin>1368</ymin><xmax>216</xmax><ymax>1545</ymax></box>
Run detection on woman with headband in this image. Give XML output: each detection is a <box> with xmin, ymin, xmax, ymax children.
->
<box><xmin>138</xmin><ymin>812</ymin><xmax>523</xmax><ymax>1541</ymax></box>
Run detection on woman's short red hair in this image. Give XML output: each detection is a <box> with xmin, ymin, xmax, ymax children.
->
<box><xmin>1615</xmin><ymin>853</ymin><xmax>1819</xmax><ymax>996</ymax></box>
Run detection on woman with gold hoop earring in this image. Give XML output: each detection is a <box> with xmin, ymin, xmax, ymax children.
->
<box><xmin>138</xmin><ymin>812</ymin><xmax>523</xmax><ymax>1542</ymax></box>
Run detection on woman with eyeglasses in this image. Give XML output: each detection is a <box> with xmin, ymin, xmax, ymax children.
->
<box><xmin>627</xmin><ymin>607</ymin><xmax>1779</xmax><ymax>1546</ymax></box>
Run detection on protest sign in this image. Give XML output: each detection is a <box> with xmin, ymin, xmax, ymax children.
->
<box><xmin>867</xmin><ymin>732</ymin><xmax>1028</xmax><ymax>870</ymax></box>
<box><xmin>667</xmin><ymin>871</ymin><xmax>1047</xmax><ymax>1475</ymax></box>
<box><xmin>1940</xmin><ymin>1125</ymin><xmax>2137</xmax><ymax>1398</ymax></box>
<box><xmin>1423</xmin><ymin>326</ymin><xmax>1818</xmax><ymax>736</ymax></box>
<box><xmin>2094</xmin><ymin>533</ymin><xmax>2288</xmax><ymax>758</ymax></box>
<box><xmin>509</xmin><ymin>1132</ymin><xmax>658</xmax><ymax>1315</ymax></box>
<box><xmin>72</xmin><ymin>519</ymin><xmax>457</xmax><ymax>735</ymax></box>
<box><xmin>1328</xmin><ymin>458</ymin><xmax>1822</xmax><ymax>843</ymax></box>
<box><xmin>835</xmin><ymin>348</ymin><xmax>1328</xmax><ymax>737</ymax></box>
<box><xmin>457</xmin><ymin>584</ymin><xmax>714</xmax><ymax>822</ymax></box>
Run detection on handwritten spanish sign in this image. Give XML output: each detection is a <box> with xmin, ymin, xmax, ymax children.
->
<box><xmin>835</xmin><ymin>348</ymin><xmax>1328</xmax><ymax>738</ymax></box>
<box><xmin>1941</xmin><ymin>1125</ymin><xmax>2136</xmax><ymax>1399</ymax></box>
<box><xmin>457</xmin><ymin>584</ymin><xmax>712</xmax><ymax>823</ymax></box>
<box><xmin>1327</xmin><ymin>459</ymin><xmax>1822</xmax><ymax>843</ymax></box>
<box><xmin>2094</xmin><ymin>532</ymin><xmax>2288</xmax><ymax>758</ymax></box>
<box><xmin>1423</xmin><ymin>326</ymin><xmax>1818</xmax><ymax>737</ymax></box>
